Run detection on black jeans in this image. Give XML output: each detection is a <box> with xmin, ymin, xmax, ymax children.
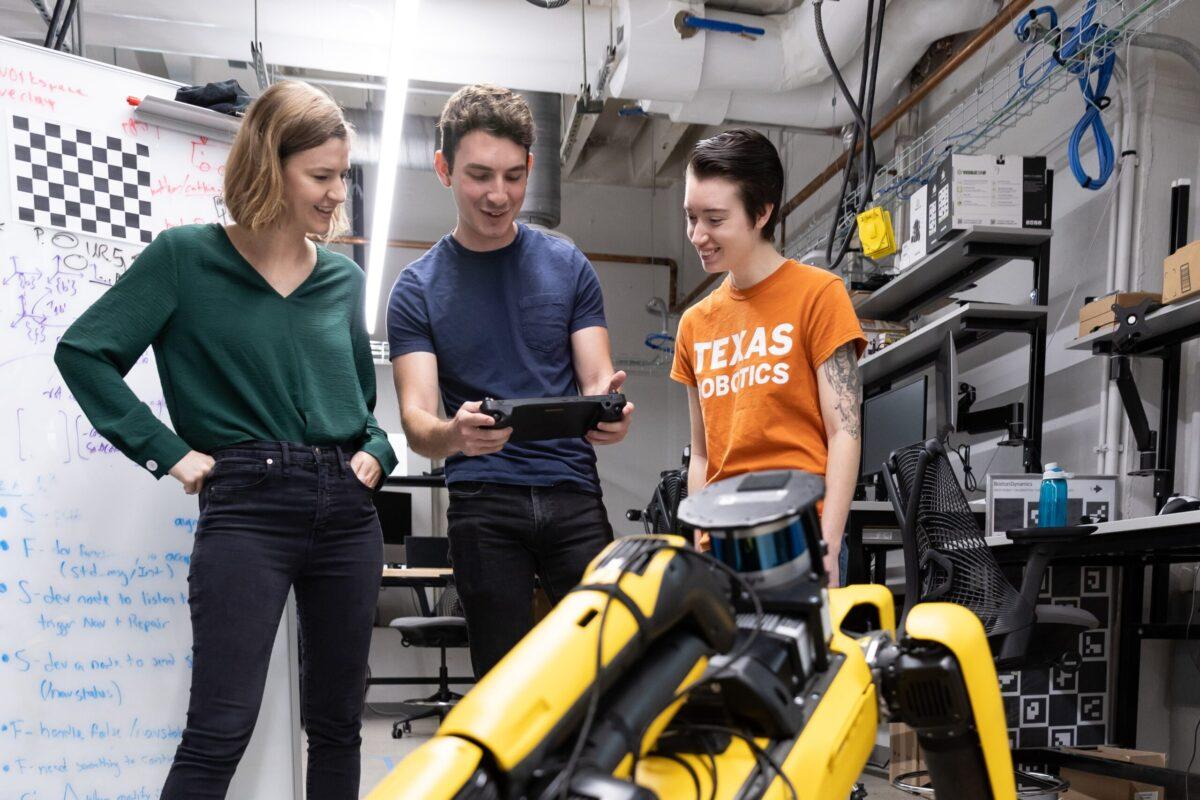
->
<box><xmin>446</xmin><ymin>482</ymin><xmax>614</xmax><ymax>678</ymax></box>
<box><xmin>160</xmin><ymin>441</ymin><xmax>383</xmax><ymax>800</ymax></box>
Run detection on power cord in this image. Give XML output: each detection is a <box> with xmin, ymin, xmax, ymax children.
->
<box><xmin>817</xmin><ymin>0</ymin><xmax>870</xmax><ymax>268</ymax></box>
<box><xmin>669</xmin><ymin>723</ymin><xmax>799</xmax><ymax>800</ymax></box>
<box><xmin>950</xmin><ymin>443</ymin><xmax>978</xmax><ymax>493</ymax></box>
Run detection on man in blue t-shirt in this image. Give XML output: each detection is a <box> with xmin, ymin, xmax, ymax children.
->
<box><xmin>387</xmin><ymin>84</ymin><xmax>635</xmax><ymax>678</ymax></box>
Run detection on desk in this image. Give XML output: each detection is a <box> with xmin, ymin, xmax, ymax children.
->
<box><xmin>851</xmin><ymin>504</ymin><xmax>1200</xmax><ymax>745</ymax></box>
<box><xmin>381</xmin><ymin>566</ymin><xmax>453</xmax><ymax>615</ymax></box>
<box><xmin>968</xmin><ymin>512</ymin><xmax>1200</xmax><ymax>748</ymax></box>
<box><xmin>998</xmin><ymin>510</ymin><xmax>1200</xmax><ymax>746</ymax></box>
<box><xmin>369</xmin><ymin>566</ymin><xmax>474</xmax><ymax>688</ymax></box>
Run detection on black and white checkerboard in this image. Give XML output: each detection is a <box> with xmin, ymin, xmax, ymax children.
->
<box><xmin>1000</xmin><ymin>564</ymin><xmax>1115</xmax><ymax>750</ymax></box>
<box><xmin>8</xmin><ymin>114</ymin><xmax>153</xmax><ymax>245</ymax></box>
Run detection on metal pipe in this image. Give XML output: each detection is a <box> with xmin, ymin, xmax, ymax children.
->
<box><xmin>1106</xmin><ymin>50</ymin><xmax>1140</xmax><ymax>481</ymax></box>
<box><xmin>518</xmin><ymin>91</ymin><xmax>563</xmax><ymax>230</ymax></box>
<box><xmin>42</xmin><ymin>0</ymin><xmax>68</xmax><ymax>48</ymax></box>
<box><xmin>780</xmin><ymin>0</ymin><xmax>1031</xmax><ymax>221</ymax></box>
<box><xmin>1098</xmin><ymin>108</ymin><xmax>1122</xmax><ymax>474</ymax></box>
<box><xmin>1130</xmin><ymin>32</ymin><xmax>1200</xmax><ymax>79</ymax></box>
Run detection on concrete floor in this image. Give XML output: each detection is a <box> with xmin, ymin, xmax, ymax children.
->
<box><xmin>355</xmin><ymin>707</ymin><xmax>914</xmax><ymax>799</ymax></box>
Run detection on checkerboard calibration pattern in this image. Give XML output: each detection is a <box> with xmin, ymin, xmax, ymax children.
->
<box><xmin>1000</xmin><ymin>565</ymin><xmax>1114</xmax><ymax>750</ymax></box>
<box><xmin>9</xmin><ymin>114</ymin><xmax>153</xmax><ymax>245</ymax></box>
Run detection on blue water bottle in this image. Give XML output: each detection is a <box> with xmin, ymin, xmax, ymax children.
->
<box><xmin>1038</xmin><ymin>463</ymin><xmax>1070</xmax><ymax>528</ymax></box>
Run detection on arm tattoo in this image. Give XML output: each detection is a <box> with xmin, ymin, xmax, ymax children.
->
<box><xmin>822</xmin><ymin>343</ymin><xmax>862</xmax><ymax>439</ymax></box>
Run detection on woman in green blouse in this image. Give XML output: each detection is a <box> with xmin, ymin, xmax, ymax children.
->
<box><xmin>55</xmin><ymin>81</ymin><xmax>396</xmax><ymax>800</ymax></box>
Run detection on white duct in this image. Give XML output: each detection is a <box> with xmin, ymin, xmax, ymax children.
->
<box><xmin>610</xmin><ymin>0</ymin><xmax>874</xmax><ymax>105</ymax></box>
<box><xmin>617</xmin><ymin>0</ymin><xmax>993</xmax><ymax>127</ymax></box>
<box><xmin>707</xmin><ymin>0</ymin><xmax>805</xmax><ymax>12</ymax></box>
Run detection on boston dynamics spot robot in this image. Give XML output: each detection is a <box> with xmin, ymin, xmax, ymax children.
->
<box><xmin>370</xmin><ymin>470</ymin><xmax>1017</xmax><ymax>800</ymax></box>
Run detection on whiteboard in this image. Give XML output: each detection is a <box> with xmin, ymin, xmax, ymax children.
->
<box><xmin>0</xmin><ymin>36</ymin><xmax>301</xmax><ymax>800</ymax></box>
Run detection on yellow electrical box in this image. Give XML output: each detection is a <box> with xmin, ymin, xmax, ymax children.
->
<box><xmin>857</xmin><ymin>206</ymin><xmax>897</xmax><ymax>259</ymax></box>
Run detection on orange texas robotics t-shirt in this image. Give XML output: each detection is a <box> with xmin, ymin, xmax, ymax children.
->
<box><xmin>671</xmin><ymin>259</ymin><xmax>866</xmax><ymax>489</ymax></box>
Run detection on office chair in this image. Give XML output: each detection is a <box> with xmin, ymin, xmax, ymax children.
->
<box><xmin>883</xmin><ymin>439</ymin><xmax>1098</xmax><ymax>669</ymax></box>
<box><xmin>388</xmin><ymin>536</ymin><xmax>468</xmax><ymax>739</ymax></box>
<box><xmin>883</xmin><ymin>439</ymin><xmax>1099</xmax><ymax>797</ymax></box>
<box><xmin>626</xmin><ymin>445</ymin><xmax>690</xmax><ymax>534</ymax></box>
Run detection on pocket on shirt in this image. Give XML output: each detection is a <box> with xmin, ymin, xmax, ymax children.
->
<box><xmin>519</xmin><ymin>294</ymin><xmax>569</xmax><ymax>353</ymax></box>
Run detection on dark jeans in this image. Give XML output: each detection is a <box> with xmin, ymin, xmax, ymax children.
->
<box><xmin>161</xmin><ymin>441</ymin><xmax>383</xmax><ymax>800</ymax></box>
<box><xmin>446</xmin><ymin>481</ymin><xmax>614</xmax><ymax>678</ymax></box>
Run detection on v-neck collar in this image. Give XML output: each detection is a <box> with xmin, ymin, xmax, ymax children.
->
<box><xmin>216</xmin><ymin>224</ymin><xmax>323</xmax><ymax>300</ymax></box>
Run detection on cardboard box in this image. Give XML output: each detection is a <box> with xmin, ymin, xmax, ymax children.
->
<box><xmin>1163</xmin><ymin>240</ymin><xmax>1200</xmax><ymax>304</ymax></box>
<box><xmin>888</xmin><ymin>722</ymin><xmax>924</xmax><ymax>785</ymax></box>
<box><xmin>929</xmin><ymin>154</ymin><xmax>1049</xmax><ymax>244</ymax></box>
<box><xmin>1061</xmin><ymin>746</ymin><xmax>1165</xmax><ymax>800</ymax></box>
<box><xmin>1078</xmin><ymin>292</ymin><xmax>1162</xmax><ymax>338</ymax></box>
<box><xmin>896</xmin><ymin>184</ymin><xmax>929</xmax><ymax>270</ymax></box>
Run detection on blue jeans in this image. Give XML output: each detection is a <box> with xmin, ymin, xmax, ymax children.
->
<box><xmin>446</xmin><ymin>482</ymin><xmax>614</xmax><ymax>678</ymax></box>
<box><xmin>160</xmin><ymin>442</ymin><xmax>383</xmax><ymax>800</ymax></box>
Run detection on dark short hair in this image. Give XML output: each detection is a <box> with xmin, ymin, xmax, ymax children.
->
<box><xmin>438</xmin><ymin>84</ymin><xmax>535</xmax><ymax>170</ymax></box>
<box><xmin>688</xmin><ymin>128</ymin><xmax>784</xmax><ymax>241</ymax></box>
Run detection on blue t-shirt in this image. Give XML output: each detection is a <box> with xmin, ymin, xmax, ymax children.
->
<box><xmin>387</xmin><ymin>224</ymin><xmax>608</xmax><ymax>491</ymax></box>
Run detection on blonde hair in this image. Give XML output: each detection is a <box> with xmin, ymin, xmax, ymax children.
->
<box><xmin>223</xmin><ymin>80</ymin><xmax>352</xmax><ymax>238</ymax></box>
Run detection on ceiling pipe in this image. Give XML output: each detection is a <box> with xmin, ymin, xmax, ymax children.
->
<box><xmin>717</xmin><ymin>0</ymin><xmax>993</xmax><ymax>129</ymax></box>
<box><xmin>705</xmin><ymin>0</ymin><xmax>805</xmax><ymax>12</ymax></box>
<box><xmin>517</xmin><ymin>90</ymin><xmax>563</xmax><ymax>230</ymax></box>
<box><xmin>611</xmin><ymin>0</ymin><xmax>876</xmax><ymax>125</ymax></box>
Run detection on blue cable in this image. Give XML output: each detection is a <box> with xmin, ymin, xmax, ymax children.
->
<box><xmin>681</xmin><ymin>13</ymin><xmax>766</xmax><ymax>38</ymax></box>
<box><xmin>1016</xmin><ymin>0</ymin><xmax>1116</xmax><ymax>189</ymax></box>
<box><xmin>645</xmin><ymin>333</ymin><xmax>675</xmax><ymax>354</ymax></box>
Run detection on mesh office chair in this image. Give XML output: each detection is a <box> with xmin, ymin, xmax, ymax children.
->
<box><xmin>388</xmin><ymin>536</ymin><xmax>468</xmax><ymax>739</ymax></box>
<box><xmin>883</xmin><ymin>439</ymin><xmax>1099</xmax><ymax>798</ymax></box>
<box><xmin>883</xmin><ymin>438</ymin><xmax>1098</xmax><ymax>670</ymax></box>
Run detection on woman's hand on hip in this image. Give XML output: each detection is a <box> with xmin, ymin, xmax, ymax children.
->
<box><xmin>350</xmin><ymin>451</ymin><xmax>383</xmax><ymax>489</ymax></box>
<box><xmin>169</xmin><ymin>451</ymin><xmax>215</xmax><ymax>495</ymax></box>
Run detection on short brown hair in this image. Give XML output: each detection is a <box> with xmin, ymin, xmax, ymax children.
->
<box><xmin>223</xmin><ymin>80</ymin><xmax>352</xmax><ymax>238</ymax></box>
<box><xmin>688</xmin><ymin>128</ymin><xmax>784</xmax><ymax>241</ymax></box>
<box><xmin>438</xmin><ymin>84</ymin><xmax>534</xmax><ymax>170</ymax></box>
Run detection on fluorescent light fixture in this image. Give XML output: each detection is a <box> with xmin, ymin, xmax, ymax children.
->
<box><xmin>364</xmin><ymin>0</ymin><xmax>421</xmax><ymax>334</ymax></box>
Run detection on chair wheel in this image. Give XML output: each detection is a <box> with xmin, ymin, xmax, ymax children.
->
<box><xmin>391</xmin><ymin>720</ymin><xmax>412</xmax><ymax>739</ymax></box>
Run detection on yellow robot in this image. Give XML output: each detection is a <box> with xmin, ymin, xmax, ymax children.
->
<box><xmin>370</xmin><ymin>470</ymin><xmax>1017</xmax><ymax>800</ymax></box>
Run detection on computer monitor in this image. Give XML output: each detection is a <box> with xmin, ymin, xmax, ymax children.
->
<box><xmin>861</xmin><ymin>376</ymin><xmax>928</xmax><ymax>482</ymax></box>
<box><xmin>935</xmin><ymin>331</ymin><xmax>958</xmax><ymax>440</ymax></box>
<box><xmin>372</xmin><ymin>491</ymin><xmax>412</xmax><ymax>546</ymax></box>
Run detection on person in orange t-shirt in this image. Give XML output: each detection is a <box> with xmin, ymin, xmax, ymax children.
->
<box><xmin>671</xmin><ymin>129</ymin><xmax>866</xmax><ymax>586</ymax></box>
